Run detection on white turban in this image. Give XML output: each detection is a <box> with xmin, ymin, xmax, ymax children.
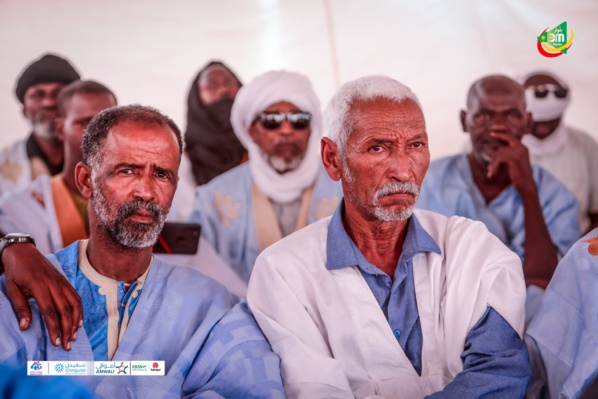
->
<box><xmin>231</xmin><ymin>70</ymin><xmax>322</xmax><ymax>204</ymax></box>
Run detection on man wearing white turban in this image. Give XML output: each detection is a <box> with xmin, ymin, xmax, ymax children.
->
<box><xmin>189</xmin><ymin>70</ymin><xmax>342</xmax><ymax>282</ymax></box>
<box><xmin>521</xmin><ymin>70</ymin><xmax>598</xmax><ymax>234</ymax></box>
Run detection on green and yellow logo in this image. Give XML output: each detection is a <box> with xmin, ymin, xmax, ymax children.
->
<box><xmin>537</xmin><ymin>21</ymin><xmax>574</xmax><ymax>57</ymax></box>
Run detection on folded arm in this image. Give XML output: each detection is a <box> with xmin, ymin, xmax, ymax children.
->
<box><xmin>426</xmin><ymin>307</ymin><xmax>531</xmax><ymax>398</ymax></box>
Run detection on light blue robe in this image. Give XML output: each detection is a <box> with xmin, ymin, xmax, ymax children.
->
<box><xmin>190</xmin><ymin>163</ymin><xmax>342</xmax><ymax>282</ymax></box>
<box><xmin>525</xmin><ymin>229</ymin><xmax>598</xmax><ymax>399</ymax></box>
<box><xmin>0</xmin><ymin>242</ymin><xmax>284</xmax><ymax>399</ymax></box>
<box><xmin>417</xmin><ymin>153</ymin><xmax>580</xmax><ymax>260</ymax></box>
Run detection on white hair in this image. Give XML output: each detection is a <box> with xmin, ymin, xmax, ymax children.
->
<box><xmin>324</xmin><ymin>75</ymin><xmax>421</xmax><ymax>160</ymax></box>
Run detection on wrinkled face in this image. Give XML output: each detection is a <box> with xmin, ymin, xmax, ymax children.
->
<box><xmin>341</xmin><ymin>98</ymin><xmax>429</xmax><ymax>222</ymax></box>
<box><xmin>58</xmin><ymin>92</ymin><xmax>116</xmax><ymax>164</ymax></box>
<box><xmin>249</xmin><ymin>101</ymin><xmax>311</xmax><ymax>174</ymax></box>
<box><xmin>198</xmin><ymin>64</ymin><xmax>241</xmax><ymax>106</ymax></box>
<box><xmin>462</xmin><ymin>79</ymin><xmax>530</xmax><ymax>165</ymax></box>
<box><xmin>90</xmin><ymin>122</ymin><xmax>180</xmax><ymax>248</ymax></box>
<box><xmin>524</xmin><ymin>74</ymin><xmax>566</xmax><ymax>139</ymax></box>
<box><xmin>22</xmin><ymin>82</ymin><xmax>66</xmax><ymax>139</ymax></box>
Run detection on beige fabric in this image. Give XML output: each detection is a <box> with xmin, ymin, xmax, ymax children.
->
<box><xmin>252</xmin><ymin>181</ymin><xmax>314</xmax><ymax>253</ymax></box>
<box><xmin>527</xmin><ymin>127</ymin><xmax>598</xmax><ymax>232</ymax></box>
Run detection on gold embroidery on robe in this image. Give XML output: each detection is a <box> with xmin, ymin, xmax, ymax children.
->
<box><xmin>0</xmin><ymin>158</ymin><xmax>24</xmax><ymax>183</ymax></box>
<box><xmin>213</xmin><ymin>191</ymin><xmax>242</xmax><ymax>228</ymax></box>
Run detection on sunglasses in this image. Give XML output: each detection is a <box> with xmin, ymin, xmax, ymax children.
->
<box><xmin>529</xmin><ymin>84</ymin><xmax>568</xmax><ymax>99</ymax></box>
<box><xmin>253</xmin><ymin>112</ymin><xmax>311</xmax><ymax>130</ymax></box>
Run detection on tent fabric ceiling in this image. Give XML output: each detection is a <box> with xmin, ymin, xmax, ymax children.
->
<box><xmin>1</xmin><ymin>0</ymin><xmax>596</xmax><ymax>159</ymax></box>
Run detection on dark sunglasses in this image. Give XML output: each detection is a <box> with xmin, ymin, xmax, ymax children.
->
<box><xmin>253</xmin><ymin>112</ymin><xmax>311</xmax><ymax>130</ymax></box>
<box><xmin>532</xmin><ymin>85</ymin><xmax>568</xmax><ymax>99</ymax></box>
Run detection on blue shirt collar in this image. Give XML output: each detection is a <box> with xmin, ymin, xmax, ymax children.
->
<box><xmin>326</xmin><ymin>199</ymin><xmax>441</xmax><ymax>271</ymax></box>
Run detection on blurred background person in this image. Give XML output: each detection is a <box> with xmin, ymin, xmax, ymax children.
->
<box><xmin>522</xmin><ymin>70</ymin><xmax>598</xmax><ymax>234</ymax></box>
<box><xmin>184</xmin><ymin>61</ymin><xmax>246</xmax><ymax>186</ymax></box>
<box><xmin>0</xmin><ymin>53</ymin><xmax>80</xmax><ymax>195</ymax></box>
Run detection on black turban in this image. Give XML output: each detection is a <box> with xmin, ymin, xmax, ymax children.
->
<box><xmin>15</xmin><ymin>54</ymin><xmax>80</xmax><ymax>103</ymax></box>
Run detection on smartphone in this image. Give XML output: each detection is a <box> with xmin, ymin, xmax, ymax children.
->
<box><xmin>153</xmin><ymin>222</ymin><xmax>201</xmax><ymax>255</ymax></box>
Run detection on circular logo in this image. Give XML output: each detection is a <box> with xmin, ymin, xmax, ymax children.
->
<box><xmin>153</xmin><ymin>362</ymin><xmax>159</xmax><ymax>368</ymax></box>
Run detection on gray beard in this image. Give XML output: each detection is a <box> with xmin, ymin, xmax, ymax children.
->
<box><xmin>261</xmin><ymin>151</ymin><xmax>303</xmax><ymax>174</ymax></box>
<box><xmin>91</xmin><ymin>176</ymin><xmax>167</xmax><ymax>248</ymax></box>
<box><xmin>343</xmin><ymin>165</ymin><xmax>419</xmax><ymax>222</ymax></box>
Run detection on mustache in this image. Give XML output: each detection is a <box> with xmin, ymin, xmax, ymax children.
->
<box><xmin>374</xmin><ymin>181</ymin><xmax>419</xmax><ymax>203</ymax></box>
<box><xmin>117</xmin><ymin>199</ymin><xmax>163</xmax><ymax>222</ymax></box>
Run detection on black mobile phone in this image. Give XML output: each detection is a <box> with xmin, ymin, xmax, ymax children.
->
<box><xmin>153</xmin><ymin>222</ymin><xmax>201</xmax><ymax>255</ymax></box>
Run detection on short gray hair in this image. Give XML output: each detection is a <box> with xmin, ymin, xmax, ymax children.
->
<box><xmin>324</xmin><ymin>75</ymin><xmax>421</xmax><ymax>160</ymax></box>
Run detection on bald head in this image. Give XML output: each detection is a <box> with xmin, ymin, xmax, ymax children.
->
<box><xmin>466</xmin><ymin>75</ymin><xmax>526</xmax><ymax>109</ymax></box>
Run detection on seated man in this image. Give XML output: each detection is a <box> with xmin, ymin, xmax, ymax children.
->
<box><xmin>0</xmin><ymin>80</ymin><xmax>246</xmax><ymax>297</ymax></box>
<box><xmin>525</xmin><ymin>228</ymin><xmax>598</xmax><ymax>399</ymax></box>
<box><xmin>416</xmin><ymin>75</ymin><xmax>579</xmax><ymax>321</ymax></box>
<box><xmin>247</xmin><ymin>76</ymin><xmax>531</xmax><ymax>397</ymax></box>
<box><xmin>0</xmin><ymin>54</ymin><xmax>80</xmax><ymax>195</ymax></box>
<box><xmin>191</xmin><ymin>70</ymin><xmax>343</xmax><ymax>282</ymax></box>
<box><xmin>521</xmin><ymin>70</ymin><xmax>598</xmax><ymax>234</ymax></box>
<box><xmin>0</xmin><ymin>105</ymin><xmax>283</xmax><ymax>397</ymax></box>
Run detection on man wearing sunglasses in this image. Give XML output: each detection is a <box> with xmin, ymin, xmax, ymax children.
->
<box><xmin>189</xmin><ymin>70</ymin><xmax>343</xmax><ymax>283</ymax></box>
<box><xmin>417</xmin><ymin>75</ymin><xmax>580</xmax><ymax>324</ymax></box>
<box><xmin>522</xmin><ymin>70</ymin><xmax>598</xmax><ymax>234</ymax></box>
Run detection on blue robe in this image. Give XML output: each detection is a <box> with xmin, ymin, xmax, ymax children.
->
<box><xmin>190</xmin><ymin>163</ymin><xmax>343</xmax><ymax>282</ymax></box>
<box><xmin>525</xmin><ymin>229</ymin><xmax>598</xmax><ymax>399</ymax></box>
<box><xmin>417</xmin><ymin>153</ymin><xmax>580</xmax><ymax>260</ymax></box>
<box><xmin>0</xmin><ymin>242</ymin><xmax>284</xmax><ymax>398</ymax></box>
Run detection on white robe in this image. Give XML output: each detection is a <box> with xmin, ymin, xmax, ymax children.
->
<box><xmin>247</xmin><ymin>209</ymin><xmax>526</xmax><ymax>398</ymax></box>
<box><xmin>0</xmin><ymin>138</ymin><xmax>31</xmax><ymax>196</ymax></box>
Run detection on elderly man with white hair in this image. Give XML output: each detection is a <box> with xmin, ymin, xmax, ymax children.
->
<box><xmin>247</xmin><ymin>75</ymin><xmax>532</xmax><ymax>398</ymax></box>
<box><xmin>189</xmin><ymin>70</ymin><xmax>342</xmax><ymax>283</ymax></box>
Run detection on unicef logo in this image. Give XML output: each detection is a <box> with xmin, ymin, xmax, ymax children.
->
<box><xmin>54</xmin><ymin>363</ymin><xmax>65</xmax><ymax>373</ymax></box>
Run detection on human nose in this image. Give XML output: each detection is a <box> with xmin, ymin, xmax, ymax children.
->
<box><xmin>387</xmin><ymin>150</ymin><xmax>412</xmax><ymax>182</ymax></box>
<box><xmin>132</xmin><ymin>174</ymin><xmax>156</xmax><ymax>202</ymax></box>
<box><xmin>41</xmin><ymin>93</ymin><xmax>58</xmax><ymax>109</ymax></box>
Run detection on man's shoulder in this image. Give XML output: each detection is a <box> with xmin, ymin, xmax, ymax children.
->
<box><xmin>566</xmin><ymin>126</ymin><xmax>598</xmax><ymax>149</ymax></box>
<box><xmin>199</xmin><ymin>163</ymin><xmax>251</xmax><ymax>193</ymax></box>
<box><xmin>255</xmin><ymin>217</ymin><xmax>331</xmax><ymax>271</ymax></box>
<box><xmin>149</xmin><ymin>256</ymin><xmax>237</xmax><ymax>301</ymax></box>
<box><xmin>0</xmin><ymin>137</ymin><xmax>27</xmax><ymax>157</ymax></box>
<box><xmin>413</xmin><ymin>209</ymin><xmax>492</xmax><ymax>244</ymax></box>
<box><xmin>428</xmin><ymin>154</ymin><xmax>462</xmax><ymax>171</ymax></box>
<box><xmin>531</xmin><ymin>164</ymin><xmax>577</xmax><ymax>203</ymax></box>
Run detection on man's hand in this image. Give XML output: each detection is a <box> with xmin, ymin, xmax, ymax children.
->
<box><xmin>486</xmin><ymin>132</ymin><xmax>535</xmax><ymax>192</ymax></box>
<box><xmin>2</xmin><ymin>243</ymin><xmax>83</xmax><ymax>351</ymax></box>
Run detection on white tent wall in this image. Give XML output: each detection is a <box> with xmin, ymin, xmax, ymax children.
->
<box><xmin>1</xmin><ymin>0</ymin><xmax>596</xmax><ymax>160</ymax></box>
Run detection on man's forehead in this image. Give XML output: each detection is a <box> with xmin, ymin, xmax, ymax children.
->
<box><xmin>469</xmin><ymin>78</ymin><xmax>525</xmax><ymax>107</ymax></box>
<box><xmin>25</xmin><ymin>81</ymin><xmax>66</xmax><ymax>93</ymax></box>
<box><xmin>200</xmin><ymin>65</ymin><xmax>234</xmax><ymax>83</ymax></box>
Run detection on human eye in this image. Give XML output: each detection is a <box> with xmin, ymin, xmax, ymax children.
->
<box><xmin>119</xmin><ymin>168</ymin><xmax>134</xmax><ymax>175</ymax></box>
<box><xmin>411</xmin><ymin>141</ymin><xmax>426</xmax><ymax>149</ymax></box>
<box><xmin>368</xmin><ymin>145</ymin><xmax>385</xmax><ymax>153</ymax></box>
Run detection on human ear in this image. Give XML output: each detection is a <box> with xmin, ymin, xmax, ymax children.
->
<box><xmin>74</xmin><ymin>162</ymin><xmax>93</xmax><ymax>199</ymax></box>
<box><xmin>321</xmin><ymin>137</ymin><xmax>342</xmax><ymax>181</ymax></box>
<box><xmin>55</xmin><ymin>118</ymin><xmax>65</xmax><ymax>142</ymax></box>
<box><xmin>460</xmin><ymin>110</ymin><xmax>468</xmax><ymax>133</ymax></box>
